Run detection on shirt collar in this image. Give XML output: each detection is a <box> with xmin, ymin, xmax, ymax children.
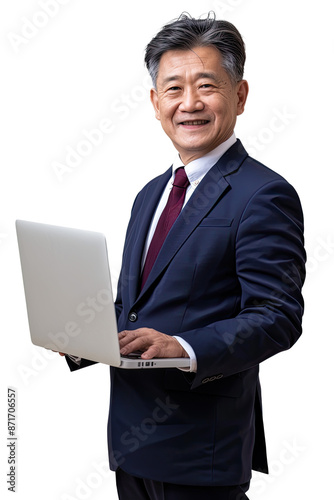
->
<box><xmin>172</xmin><ymin>133</ymin><xmax>237</xmax><ymax>187</ymax></box>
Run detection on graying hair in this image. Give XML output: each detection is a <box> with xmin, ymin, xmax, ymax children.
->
<box><xmin>145</xmin><ymin>12</ymin><xmax>246</xmax><ymax>88</ymax></box>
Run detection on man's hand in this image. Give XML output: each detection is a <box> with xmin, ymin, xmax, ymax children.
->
<box><xmin>118</xmin><ymin>328</ymin><xmax>189</xmax><ymax>359</ymax></box>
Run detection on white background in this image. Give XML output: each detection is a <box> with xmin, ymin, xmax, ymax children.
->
<box><xmin>0</xmin><ymin>0</ymin><xmax>333</xmax><ymax>498</ymax></box>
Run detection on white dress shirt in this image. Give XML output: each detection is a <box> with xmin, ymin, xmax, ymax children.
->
<box><xmin>142</xmin><ymin>133</ymin><xmax>237</xmax><ymax>372</ymax></box>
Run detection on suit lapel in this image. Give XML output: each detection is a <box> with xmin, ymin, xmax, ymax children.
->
<box><xmin>136</xmin><ymin>140</ymin><xmax>248</xmax><ymax>300</ymax></box>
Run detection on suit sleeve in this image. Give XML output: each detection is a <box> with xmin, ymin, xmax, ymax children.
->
<box><xmin>178</xmin><ymin>179</ymin><xmax>306</xmax><ymax>389</ymax></box>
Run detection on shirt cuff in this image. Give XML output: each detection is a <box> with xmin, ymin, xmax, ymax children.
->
<box><xmin>173</xmin><ymin>336</ymin><xmax>197</xmax><ymax>372</ymax></box>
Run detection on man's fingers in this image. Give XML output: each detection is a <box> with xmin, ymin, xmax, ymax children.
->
<box><xmin>51</xmin><ymin>350</ymin><xmax>66</xmax><ymax>356</ymax></box>
<box><xmin>141</xmin><ymin>345</ymin><xmax>160</xmax><ymax>359</ymax></box>
<box><xmin>119</xmin><ymin>331</ymin><xmax>147</xmax><ymax>355</ymax></box>
<box><xmin>119</xmin><ymin>330</ymin><xmax>143</xmax><ymax>351</ymax></box>
<box><xmin>120</xmin><ymin>341</ymin><xmax>140</xmax><ymax>355</ymax></box>
<box><xmin>118</xmin><ymin>328</ymin><xmax>186</xmax><ymax>358</ymax></box>
<box><xmin>119</xmin><ymin>329</ymin><xmax>164</xmax><ymax>357</ymax></box>
<box><xmin>118</xmin><ymin>330</ymin><xmax>130</xmax><ymax>340</ymax></box>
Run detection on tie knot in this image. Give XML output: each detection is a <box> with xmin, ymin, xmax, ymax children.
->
<box><xmin>173</xmin><ymin>167</ymin><xmax>189</xmax><ymax>189</ymax></box>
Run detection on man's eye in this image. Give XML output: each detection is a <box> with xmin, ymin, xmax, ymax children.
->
<box><xmin>200</xmin><ymin>84</ymin><xmax>213</xmax><ymax>89</ymax></box>
<box><xmin>168</xmin><ymin>86</ymin><xmax>181</xmax><ymax>92</ymax></box>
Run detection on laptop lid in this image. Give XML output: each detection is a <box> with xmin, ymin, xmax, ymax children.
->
<box><xmin>16</xmin><ymin>220</ymin><xmax>190</xmax><ymax>370</ymax></box>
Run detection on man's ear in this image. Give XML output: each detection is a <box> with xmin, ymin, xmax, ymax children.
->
<box><xmin>150</xmin><ymin>88</ymin><xmax>161</xmax><ymax>121</ymax></box>
<box><xmin>236</xmin><ymin>80</ymin><xmax>249</xmax><ymax>116</ymax></box>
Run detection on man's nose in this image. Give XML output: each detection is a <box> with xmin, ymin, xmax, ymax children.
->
<box><xmin>178</xmin><ymin>88</ymin><xmax>204</xmax><ymax>112</ymax></box>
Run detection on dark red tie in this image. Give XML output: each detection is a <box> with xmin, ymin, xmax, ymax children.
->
<box><xmin>141</xmin><ymin>167</ymin><xmax>190</xmax><ymax>289</ymax></box>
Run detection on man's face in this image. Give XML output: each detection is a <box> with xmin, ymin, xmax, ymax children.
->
<box><xmin>150</xmin><ymin>46</ymin><xmax>248</xmax><ymax>164</ymax></box>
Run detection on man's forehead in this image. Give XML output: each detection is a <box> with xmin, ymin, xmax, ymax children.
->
<box><xmin>157</xmin><ymin>46</ymin><xmax>224</xmax><ymax>84</ymax></box>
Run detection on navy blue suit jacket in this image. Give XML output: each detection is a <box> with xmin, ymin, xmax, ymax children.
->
<box><xmin>69</xmin><ymin>140</ymin><xmax>306</xmax><ymax>486</ymax></box>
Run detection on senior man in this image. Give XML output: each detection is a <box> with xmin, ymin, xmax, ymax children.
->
<box><xmin>67</xmin><ymin>13</ymin><xmax>306</xmax><ymax>500</ymax></box>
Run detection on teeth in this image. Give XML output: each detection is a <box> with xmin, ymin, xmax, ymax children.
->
<box><xmin>182</xmin><ymin>120</ymin><xmax>208</xmax><ymax>125</ymax></box>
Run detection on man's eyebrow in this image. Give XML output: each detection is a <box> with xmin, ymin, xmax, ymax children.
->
<box><xmin>196</xmin><ymin>72</ymin><xmax>219</xmax><ymax>81</ymax></box>
<box><xmin>160</xmin><ymin>72</ymin><xmax>219</xmax><ymax>86</ymax></box>
<box><xmin>160</xmin><ymin>75</ymin><xmax>181</xmax><ymax>86</ymax></box>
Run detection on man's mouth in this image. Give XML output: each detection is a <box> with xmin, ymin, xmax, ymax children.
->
<box><xmin>180</xmin><ymin>120</ymin><xmax>210</xmax><ymax>126</ymax></box>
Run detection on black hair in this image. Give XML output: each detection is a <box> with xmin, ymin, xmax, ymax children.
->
<box><xmin>145</xmin><ymin>12</ymin><xmax>246</xmax><ymax>88</ymax></box>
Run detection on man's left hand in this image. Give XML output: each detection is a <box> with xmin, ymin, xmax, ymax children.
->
<box><xmin>118</xmin><ymin>328</ymin><xmax>189</xmax><ymax>359</ymax></box>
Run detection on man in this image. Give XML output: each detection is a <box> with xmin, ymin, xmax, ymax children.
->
<box><xmin>66</xmin><ymin>13</ymin><xmax>306</xmax><ymax>500</ymax></box>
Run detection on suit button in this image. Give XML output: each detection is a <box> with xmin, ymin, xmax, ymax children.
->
<box><xmin>128</xmin><ymin>311</ymin><xmax>138</xmax><ymax>322</ymax></box>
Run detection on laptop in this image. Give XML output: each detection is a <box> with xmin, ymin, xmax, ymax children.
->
<box><xmin>16</xmin><ymin>220</ymin><xmax>190</xmax><ymax>369</ymax></box>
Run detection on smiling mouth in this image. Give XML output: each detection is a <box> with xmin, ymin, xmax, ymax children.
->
<box><xmin>180</xmin><ymin>120</ymin><xmax>210</xmax><ymax>126</ymax></box>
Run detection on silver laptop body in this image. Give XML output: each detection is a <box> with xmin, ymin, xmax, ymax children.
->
<box><xmin>16</xmin><ymin>220</ymin><xmax>190</xmax><ymax>370</ymax></box>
